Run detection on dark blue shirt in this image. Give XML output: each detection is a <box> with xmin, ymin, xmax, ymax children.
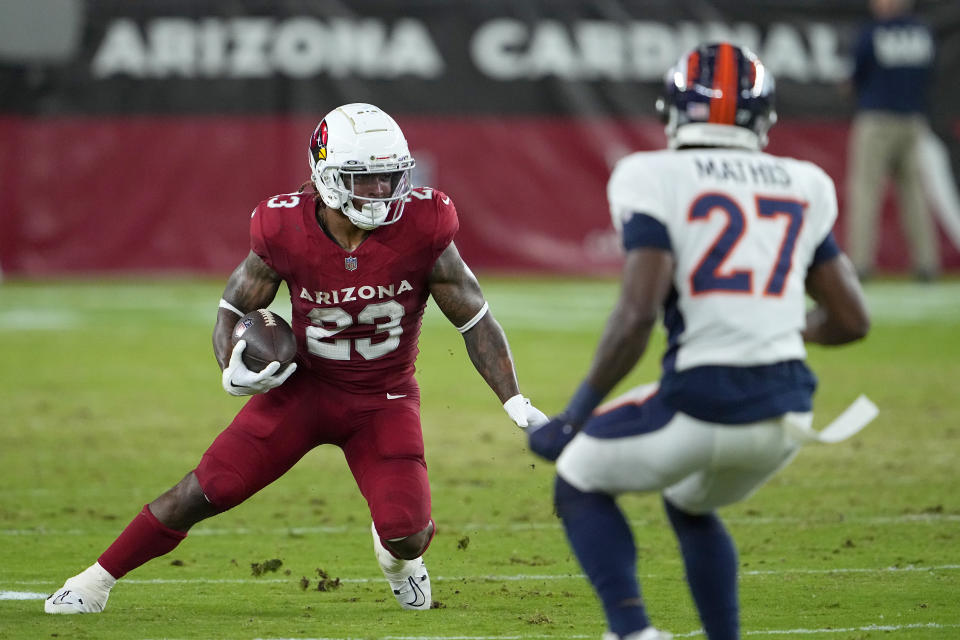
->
<box><xmin>852</xmin><ymin>16</ymin><xmax>934</xmax><ymax>115</ymax></box>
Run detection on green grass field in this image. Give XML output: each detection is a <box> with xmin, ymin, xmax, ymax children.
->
<box><xmin>1</xmin><ymin>276</ymin><xmax>958</xmax><ymax>640</ymax></box>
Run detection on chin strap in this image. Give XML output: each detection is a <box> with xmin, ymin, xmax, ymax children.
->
<box><xmin>344</xmin><ymin>201</ymin><xmax>388</xmax><ymax>230</ymax></box>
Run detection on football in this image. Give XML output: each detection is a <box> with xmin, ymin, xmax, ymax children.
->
<box><xmin>231</xmin><ymin>309</ymin><xmax>297</xmax><ymax>373</ymax></box>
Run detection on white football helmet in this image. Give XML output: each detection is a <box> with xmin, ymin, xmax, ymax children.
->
<box><xmin>308</xmin><ymin>103</ymin><xmax>416</xmax><ymax>230</ymax></box>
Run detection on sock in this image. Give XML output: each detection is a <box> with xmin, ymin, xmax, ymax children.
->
<box><xmin>663</xmin><ymin>498</ymin><xmax>739</xmax><ymax>640</ymax></box>
<box><xmin>555</xmin><ymin>476</ymin><xmax>650</xmax><ymax>636</ymax></box>
<box><xmin>97</xmin><ymin>505</ymin><xmax>188</xmax><ymax>579</ymax></box>
<box><xmin>371</xmin><ymin>522</ymin><xmax>418</xmax><ymax>581</ymax></box>
<box><xmin>69</xmin><ymin>561</ymin><xmax>117</xmax><ymax>593</ymax></box>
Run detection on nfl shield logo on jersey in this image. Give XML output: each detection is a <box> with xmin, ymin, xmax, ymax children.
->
<box><xmin>345</xmin><ymin>256</ymin><xmax>358</xmax><ymax>271</ymax></box>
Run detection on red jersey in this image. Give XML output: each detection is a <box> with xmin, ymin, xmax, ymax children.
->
<box><xmin>249</xmin><ymin>187</ymin><xmax>458</xmax><ymax>394</ymax></box>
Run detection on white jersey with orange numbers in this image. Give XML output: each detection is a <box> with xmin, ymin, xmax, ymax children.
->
<box><xmin>608</xmin><ymin>147</ymin><xmax>838</xmax><ymax>372</ymax></box>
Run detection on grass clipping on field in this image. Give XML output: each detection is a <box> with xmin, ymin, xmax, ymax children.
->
<box><xmin>250</xmin><ymin>558</ymin><xmax>283</xmax><ymax>576</ymax></box>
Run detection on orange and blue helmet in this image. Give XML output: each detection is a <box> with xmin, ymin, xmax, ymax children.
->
<box><xmin>656</xmin><ymin>42</ymin><xmax>777</xmax><ymax>150</ymax></box>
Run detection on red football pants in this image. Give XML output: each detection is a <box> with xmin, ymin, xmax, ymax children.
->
<box><xmin>195</xmin><ymin>369</ymin><xmax>431</xmax><ymax>541</ymax></box>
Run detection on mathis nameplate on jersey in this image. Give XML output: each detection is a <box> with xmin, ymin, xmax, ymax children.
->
<box><xmin>231</xmin><ymin>309</ymin><xmax>297</xmax><ymax>373</ymax></box>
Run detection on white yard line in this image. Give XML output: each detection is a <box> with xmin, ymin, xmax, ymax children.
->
<box><xmin>3</xmin><ymin>512</ymin><xmax>957</xmax><ymax>537</ymax></box>
<box><xmin>6</xmin><ymin>563</ymin><xmax>959</xmax><ymax>591</ymax></box>
<box><xmin>87</xmin><ymin>625</ymin><xmax>960</xmax><ymax>640</ymax></box>
<box><xmin>244</xmin><ymin>622</ymin><xmax>960</xmax><ymax>640</ymax></box>
<box><xmin>0</xmin><ymin>590</ymin><xmax>49</xmax><ymax>600</ymax></box>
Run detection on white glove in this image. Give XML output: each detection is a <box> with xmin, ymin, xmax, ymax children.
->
<box><xmin>503</xmin><ymin>394</ymin><xmax>550</xmax><ymax>429</ymax></box>
<box><xmin>221</xmin><ymin>340</ymin><xmax>297</xmax><ymax>396</ymax></box>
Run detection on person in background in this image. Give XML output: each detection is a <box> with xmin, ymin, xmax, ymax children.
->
<box><xmin>527</xmin><ymin>43</ymin><xmax>871</xmax><ymax>640</ymax></box>
<box><xmin>845</xmin><ymin>0</ymin><xmax>939</xmax><ymax>281</ymax></box>
<box><xmin>45</xmin><ymin>103</ymin><xmax>548</xmax><ymax>615</ymax></box>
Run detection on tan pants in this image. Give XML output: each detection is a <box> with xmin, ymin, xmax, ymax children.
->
<box><xmin>846</xmin><ymin>111</ymin><xmax>939</xmax><ymax>276</ymax></box>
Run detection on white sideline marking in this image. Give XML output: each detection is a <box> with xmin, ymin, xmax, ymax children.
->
<box><xmin>4</xmin><ymin>282</ymin><xmax>955</xmax><ymax>335</ymax></box>
<box><xmin>740</xmin><ymin>623</ymin><xmax>960</xmax><ymax>636</ymax></box>
<box><xmin>8</xmin><ymin>563</ymin><xmax>959</xmax><ymax>589</ymax></box>
<box><xmin>741</xmin><ymin>563</ymin><xmax>960</xmax><ymax>575</ymax></box>
<box><xmin>0</xmin><ymin>590</ymin><xmax>48</xmax><ymax>600</ymax></box>
<box><xmin>2</xmin><ymin>512</ymin><xmax>958</xmax><ymax>537</ymax></box>
<box><xmin>0</xmin><ymin>310</ymin><xmax>78</xmax><ymax>330</ymax></box>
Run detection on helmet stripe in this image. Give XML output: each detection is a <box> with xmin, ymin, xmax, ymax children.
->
<box><xmin>685</xmin><ymin>51</ymin><xmax>700</xmax><ymax>89</ymax></box>
<box><xmin>709</xmin><ymin>43</ymin><xmax>738</xmax><ymax>125</ymax></box>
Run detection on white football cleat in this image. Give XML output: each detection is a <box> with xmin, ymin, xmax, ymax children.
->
<box><xmin>388</xmin><ymin>557</ymin><xmax>431</xmax><ymax>611</ymax></box>
<box><xmin>44</xmin><ymin>563</ymin><xmax>115</xmax><ymax>614</ymax></box>
<box><xmin>45</xmin><ymin>581</ymin><xmax>109</xmax><ymax>614</ymax></box>
<box><xmin>603</xmin><ymin>627</ymin><xmax>673</xmax><ymax>640</ymax></box>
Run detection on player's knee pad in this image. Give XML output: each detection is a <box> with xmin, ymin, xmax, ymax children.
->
<box><xmin>195</xmin><ymin>466</ymin><xmax>249</xmax><ymax>512</ymax></box>
<box><xmin>375</xmin><ymin>512</ymin><xmax>419</xmax><ymax>538</ymax></box>
<box><xmin>554</xmin><ymin>475</ymin><xmax>614</xmax><ymax>521</ymax></box>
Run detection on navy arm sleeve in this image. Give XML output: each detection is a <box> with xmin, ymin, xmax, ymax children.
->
<box><xmin>622</xmin><ymin>213</ymin><xmax>672</xmax><ymax>252</ymax></box>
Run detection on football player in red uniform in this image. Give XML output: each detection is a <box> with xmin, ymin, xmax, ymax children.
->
<box><xmin>46</xmin><ymin>103</ymin><xmax>548</xmax><ymax>614</ymax></box>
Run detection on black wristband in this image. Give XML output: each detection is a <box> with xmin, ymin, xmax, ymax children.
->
<box><xmin>565</xmin><ymin>381</ymin><xmax>605</xmax><ymax>426</ymax></box>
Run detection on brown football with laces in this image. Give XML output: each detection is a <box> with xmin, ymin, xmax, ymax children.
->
<box><xmin>231</xmin><ymin>309</ymin><xmax>297</xmax><ymax>373</ymax></box>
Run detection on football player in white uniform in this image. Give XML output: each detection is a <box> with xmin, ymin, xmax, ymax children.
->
<box><xmin>527</xmin><ymin>43</ymin><xmax>870</xmax><ymax>640</ymax></box>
